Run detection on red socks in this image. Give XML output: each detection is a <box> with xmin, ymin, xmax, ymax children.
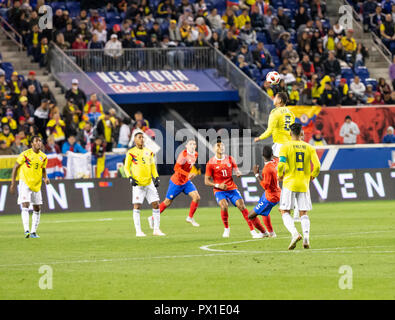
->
<box><xmin>159</xmin><ymin>202</ymin><xmax>167</xmax><ymax>214</ymax></box>
<box><xmin>241</xmin><ymin>209</ymin><xmax>254</xmax><ymax>231</ymax></box>
<box><xmin>221</xmin><ymin>210</ymin><xmax>229</xmax><ymax>228</ymax></box>
<box><xmin>189</xmin><ymin>201</ymin><xmax>199</xmax><ymax>218</ymax></box>
<box><xmin>262</xmin><ymin>215</ymin><xmax>273</xmax><ymax>233</ymax></box>
<box><xmin>252</xmin><ymin>217</ymin><xmax>266</xmax><ymax>234</ymax></box>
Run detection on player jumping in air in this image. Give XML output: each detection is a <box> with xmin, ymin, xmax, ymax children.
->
<box><xmin>278</xmin><ymin>123</ymin><xmax>321</xmax><ymax>250</ymax></box>
<box><xmin>205</xmin><ymin>138</ymin><xmax>267</xmax><ymax>238</ymax></box>
<box><xmin>10</xmin><ymin>136</ymin><xmax>50</xmax><ymax>238</ymax></box>
<box><xmin>124</xmin><ymin>132</ymin><xmax>165</xmax><ymax>237</ymax></box>
<box><xmin>248</xmin><ymin>145</ymin><xmax>281</xmax><ymax>238</ymax></box>
<box><xmin>149</xmin><ymin>140</ymin><xmax>201</xmax><ymax>227</ymax></box>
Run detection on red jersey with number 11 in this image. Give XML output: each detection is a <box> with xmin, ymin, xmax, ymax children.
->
<box><xmin>205</xmin><ymin>155</ymin><xmax>238</xmax><ymax>194</ymax></box>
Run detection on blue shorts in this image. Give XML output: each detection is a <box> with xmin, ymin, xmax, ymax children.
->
<box><xmin>215</xmin><ymin>189</ymin><xmax>243</xmax><ymax>207</ymax></box>
<box><xmin>165</xmin><ymin>180</ymin><xmax>197</xmax><ymax>200</ymax></box>
<box><xmin>254</xmin><ymin>192</ymin><xmax>279</xmax><ymax>216</ymax></box>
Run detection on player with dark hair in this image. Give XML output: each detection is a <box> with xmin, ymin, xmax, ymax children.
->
<box><xmin>205</xmin><ymin>138</ymin><xmax>267</xmax><ymax>238</ymax></box>
<box><xmin>248</xmin><ymin>145</ymin><xmax>281</xmax><ymax>237</ymax></box>
<box><xmin>10</xmin><ymin>136</ymin><xmax>50</xmax><ymax>238</ymax></box>
<box><xmin>254</xmin><ymin>92</ymin><xmax>295</xmax><ymax>159</ymax></box>
<box><xmin>149</xmin><ymin>139</ymin><xmax>201</xmax><ymax>227</ymax></box>
<box><xmin>278</xmin><ymin>123</ymin><xmax>321</xmax><ymax>250</ymax></box>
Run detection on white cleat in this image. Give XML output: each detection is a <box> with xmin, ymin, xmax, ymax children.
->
<box><xmin>288</xmin><ymin>233</ymin><xmax>302</xmax><ymax>250</ymax></box>
<box><xmin>153</xmin><ymin>229</ymin><xmax>166</xmax><ymax>236</ymax></box>
<box><xmin>268</xmin><ymin>231</ymin><xmax>277</xmax><ymax>238</ymax></box>
<box><xmin>303</xmin><ymin>238</ymin><xmax>310</xmax><ymax>249</ymax></box>
<box><xmin>186</xmin><ymin>216</ymin><xmax>200</xmax><ymax>227</ymax></box>
<box><xmin>148</xmin><ymin>216</ymin><xmax>154</xmax><ymax>229</ymax></box>
<box><xmin>222</xmin><ymin>228</ymin><xmax>230</xmax><ymax>238</ymax></box>
<box><xmin>250</xmin><ymin>230</ymin><xmax>260</xmax><ymax>238</ymax></box>
<box><xmin>136</xmin><ymin>231</ymin><xmax>146</xmax><ymax>237</ymax></box>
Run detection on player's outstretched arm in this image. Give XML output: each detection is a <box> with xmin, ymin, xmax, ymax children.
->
<box><xmin>10</xmin><ymin>162</ymin><xmax>21</xmax><ymax>194</ymax></box>
<box><xmin>255</xmin><ymin>113</ymin><xmax>276</xmax><ymax>142</ymax></box>
<box><xmin>310</xmin><ymin>147</ymin><xmax>321</xmax><ymax>180</ymax></box>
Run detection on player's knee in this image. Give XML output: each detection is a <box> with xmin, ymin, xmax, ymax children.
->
<box><xmin>193</xmin><ymin>193</ymin><xmax>201</xmax><ymax>202</ymax></box>
<box><xmin>220</xmin><ymin>203</ymin><xmax>228</xmax><ymax>211</ymax></box>
<box><xmin>152</xmin><ymin>201</ymin><xmax>159</xmax><ymax>209</ymax></box>
<box><xmin>133</xmin><ymin>204</ymin><xmax>141</xmax><ymax>210</ymax></box>
<box><xmin>164</xmin><ymin>198</ymin><xmax>172</xmax><ymax>206</ymax></box>
<box><xmin>33</xmin><ymin>205</ymin><xmax>40</xmax><ymax>212</ymax></box>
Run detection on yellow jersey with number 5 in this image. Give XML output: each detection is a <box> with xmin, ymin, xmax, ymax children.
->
<box><xmin>16</xmin><ymin>149</ymin><xmax>48</xmax><ymax>192</ymax></box>
<box><xmin>124</xmin><ymin>146</ymin><xmax>159</xmax><ymax>186</ymax></box>
<box><xmin>258</xmin><ymin>106</ymin><xmax>295</xmax><ymax>144</ymax></box>
<box><xmin>277</xmin><ymin>140</ymin><xmax>320</xmax><ymax>192</ymax></box>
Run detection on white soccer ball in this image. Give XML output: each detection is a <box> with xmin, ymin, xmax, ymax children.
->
<box><xmin>266</xmin><ymin>71</ymin><xmax>280</xmax><ymax>85</ymax></box>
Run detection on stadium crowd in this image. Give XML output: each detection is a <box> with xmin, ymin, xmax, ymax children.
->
<box><xmin>0</xmin><ymin>0</ymin><xmax>395</xmax><ymax>153</ymax></box>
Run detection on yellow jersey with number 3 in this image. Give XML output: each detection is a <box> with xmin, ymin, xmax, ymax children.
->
<box><xmin>124</xmin><ymin>146</ymin><xmax>159</xmax><ymax>186</ymax></box>
<box><xmin>16</xmin><ymin>149</ymin><xmax>48</xmax><ymax>192</ymax></box>
<box><xmin>258</xmin><ymin>106</ymin><xmax>295</xmax><ymax>144</ymax></box>
<box><xmin>277</xmin><ymin>140</ymin><xmax>320</xmax><ymax>192</ymax></box>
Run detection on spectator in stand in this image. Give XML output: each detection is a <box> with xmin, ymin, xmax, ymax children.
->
<box><xmin>44</xmin><ymin>135</ymin><xmax>61</xmax><ymax>154</ymax></box>
<box><xmin>55</xmin><ymin>32</ymin><xmax>70</xmax><ymax>50</ymax></box>
<box><xmin>298</xmin><ymin>54</ymin><xmax>315</xmax><ymax>79</ymax></box>
<box><xmin>277</xmin><ymin>7</ymin><xmax>291</xmax><ymax>30</ymax></box>
<box><xmin>295</xmin><ymin>6</ymin><xmax>310</xmax><ymax>30</ymax></box>
<box><xmin>350</xmin><ymin>76</ymin><xmax>367</xmax><ymax>103</ymax></box>
<box><xmin>62</xmin><ymin>135</ymin><xmax>87</xmax><ymax>154</ymax></box>
<box><xmin>382</xmin><ymin>126</ymin><xmax>395</xmax><ymax>143</ymax></box>
<box><xmin>16</xmin><ymin>96</ymin><xmax>34</xmax><ymax>121</ymax></box>
<box><xmin>236</xmin><ymin>54</ymin><xmax>252</xmax><ymax>79</ymax></box>
<box><xmin>372</xmin><ymin>91</ymin><xmax>384</xmax><ymax>104</ymax></box>
<box><xmin>117</xmin><ymin>118</ymin><xmax>131</xmax><ymax>148</ymax></box>
<box><xmin>8</xmin><ymin>71</ymin><xmax>23</xmax><ymax>105</ymax></box>
<box><xmin>299</xmin><ymin>83</ymin><xmax>313</xmax><ymax>105</ymax></box>
<box><xmin>380</xmin><ymin>14</ymin><xmax>395</xmax><ymax>52</ymax></box>
<box><xmin>65</xmin><ymin>79</ymin><xmax>87</xmax><ymax>112</ymax></box>
<box><xmin>168</xmin><ymin>19</ymin><xmax>182</xmax><ymax>43</ymax></box>
<box><xmin>338</xmin><ymin>78</ymin><xmax>349</xmax><ymax>100</ymax></box>
<box><xmin>354</xmin><ymin>43</ymin><xmax>369</xmax><ymax>69</ymax></box>
<box><xmin>321</xmin><ymin>82</ymin><xmax>341</xmax><ymax>107</ymax></box>
<box><xmin>363</xmin><ymin>0</ymin><xmax>379</xmax><ymax>31</ymax></box>
<box><xmin>78</xmin><ymin>121</ymin><xmax>95</xmax><ymax>152</ymax></box>
<box><xmin>252</xmin><ymin>42</ymin><xmax>274</xmax><ymax>69</ymax></box>
<box><xmin>323</xmin><ymin>51</ymin><xmax>341</xmax><ymax>77</ymax></box>
<box><xmin>268</xmin><ymin>16</ymin><xmax>285</xmax><ymax>43</ymax></box>
<box><xmin>84</xmin><ymin>93</ymin><xmax>104</xmax><ymax>114</ymax></box>
<box><xmin>222</xmin><ymin>30</ymin><xmax>240</xmax><ymax>58</ymax></box>
<box><xmin>91</xmin><ymin>136</ymin><xmax>106</xmax><ymax>162</ymax></box>
<box><xmin>282</xmin><ymin>43</ymin><xmax>299</xmax><ymax>68</ymax></box>
<box><xmin>11</xmin><ymin>132</ymin><xmax>28</xmax><ymax>155</ymax></box>
<box><xmin>46</xmin><ymin>112</ymin><xmax>66</xmax><ymax>146</ymax></box>
<box><xmin>23</xmin><ymin>71</ymin><xmax>42</xmax><ymax>94</ymax></box>
<box><xmin>341</xmin><ymin>29</ymin><xmax>357</xmax><ymax>63</ymax></box>
<box><xmin>377</xmin><ymin>77</ymin><xmax>392</xmax><ymax>96</ymax></box>
<box><xmin>250</xmin><ymin>4</ymin><xmax>265</xmax><ymax>30</ymax></box>
<box><xmin>2</xmin><ymin>108</ymin><xmax>18</xmax><ymax>133</ymax></box>
<box><xmin>96</xmin><ymin>111</ymin><xmax>114</xmax><ymax>151</ymax></box>
<box><xmin>390</xmin><ymin>55</ymin><xmax>395</xmax><ymax>90</ymax></box>
<box><xmin>0</xmin><ymin>125</ymin><xmax>15</xmax><ymax>147</ymax></box>
<box><xmin>64</xmin><ymin>23</ymin><xmax>76</xmax><ymax>45</ymax></box>
<box><xmin>40</xmin><ymin>84</ymin><xmax>57</xmax><ymax>107</ymax></box>
<box><xmin>133</xmin><ymin>111</ymin><xmax>149</xmax><ymax>129</ymax></box>
<box><xmin>365</xmin><ymin>84</ymin><xmax>376</xmax><ymax>103</ymax></box>
<box><xmin>27</xmin><ymin>84</ymin><xmax>41</xmax><ymax>109</ymax></box>
<box><xmin>288</xmin><ymin>83</ymin><xmax>300</xmax><ymax>105</ymax></box>
<box><xmin>340</xmin><ymin>115</ymin><xmax>360</xmax><ymax>144</ymax></box>
<box><xmin>207</xmin><ymin>8</ymin><xmax>222</xmax><ymax>31</ymax></box>
<box><xmin>33</xmin><ymin>98</ymin><xmax>50</xmax><ymax>139</ymax></box>
<box><xmin>86</xmin><ymin>104</ymin><xmax>103</xmax><ymax>126</ymax></box>
<box><xmin>370</xmin><ymin>5</ymin><xmax>385</xmax><ymax>35</ymax></box>
<box><xmin>342</xmin><ymin>91</ymin><xmax>358</xmax><ymax>106</ymax></box>
<box><xmin>104</xmin><ymin>34</ymin><xmax>123</xmax><ymax>69</ymax></box>
<box><xmin>309</xmin><ymin>130</ymin><xmax>327</xmax><ymax>146</ymax></box>
<box><xmin>383</xmin><ymin>90</ymin><xmax>395</xmax><ymax>104</ymax></box>
<box><xmin>63</xmin><ymin>98</ymin><xmax>81</xmax><ymax>137</ymax></box>
<box><xmin>26</xmin><ymin>24</ymin><xmax>42</xmax><ymax>63</ymax></box>
<box><xmin>92</xmin><ymin>23</ymin><xmax>108</xmax><ymax>44</ymax></box>
<box><xmin>0</xmin><ymin>140</ymin><xmax>12</xmax><ymax>155</ymax></box>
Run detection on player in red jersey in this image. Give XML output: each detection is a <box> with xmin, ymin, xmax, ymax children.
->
<box><xmin>149</xmin><ymin>140</ymin><xmax>201</xmax><ymax>227</ymax></box>
<box><xmin>205</xmin><ymin>138</ymin><xmax>267</xmax><ymax>238</ymax></box>
<box><xmin>248</xmin><ymin>145</ymin><xmax>281</xmax><ymax>237</ymax></box>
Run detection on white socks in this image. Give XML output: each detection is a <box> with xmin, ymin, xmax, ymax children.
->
<box><xmin>300</xmin><ymin>215</ymin><xmax>310</xmax><ymax>241</ymax></box>
<box><xmin>282</xmin><ymin>213</ymin><xmax>298</xmax><ymax>237</ymax></box>
<box><xmin>152</xmin><ymin>209</ymin><xmax>160</xmax><ymax>230</ymax></box>
<box><xmin>21</xmin><ymin>207</ymin><xmax>29</xmax><ymax>232</ymax></box>
<box><xmin>133</xmin><ymin>209</ymin><xmax>142</xmax><ymax>233</ymax></box>
<box><xmin>31</xmin><ymin>211</ymin><xmax>41</xmax><ymax>233</ymax></box>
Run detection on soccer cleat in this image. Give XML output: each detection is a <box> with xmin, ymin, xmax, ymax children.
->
<box><xmin>303</xmin><ymin>238</ymin><xmax>310</xmax><ymax>249</ymax></box>
<box><xmin>24</xmin><ymin>231</ymin><xmax>30</xmax><ymax>238</ymax></box>
<box><xmin>30</xmin><ymin>232</ymin><xmax>40</xmax><ymax>238</ymax></box>
<box><xmin>186</xmin><ymin>216</ymin><xmax>200</xmax><ymax>227</ymax></box>
<box><xmin>153</xmin><ymin>229</ymin><xmax>166</xmax><ymax>236</ymax></box>
<box><xmin>268</xmin><ymin>231</ymin><xmax>277</xmax><ymax>238</ymax></box>
<box><xmin>250</xmin><ymin>230</ymin><xmax>259</xmax><ymax>238</ymax></box>
<box><xmin>222</xmin><ymin>228</ymin><xmax>230</xmax><ymax>238</ymax></box>
<box><xmin>148</xmin><ymin>216</ymin><xmax>154</xmax><ymax>229</ymax></box>
<box><xmin>288</xmin><ymin>233</ymin><xmax>302</xmax><ymax>250</ymax></box>
<box><xmin>136</xmin><ymin>231</ymin><xmax>146</xmax><ymax>237</ymax></box>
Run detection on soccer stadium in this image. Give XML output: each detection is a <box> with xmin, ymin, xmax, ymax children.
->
<box><xmin>0</xmin><ymin>0</ymin><xmax>394</xmax><ymax>303</ymax></box>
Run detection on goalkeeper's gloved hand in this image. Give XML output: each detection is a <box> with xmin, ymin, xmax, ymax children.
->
<box><xmin>130</xmin><ymin>177</ymin><xmax>138</xmax><ymax>186</ymax></box>
<box><xmin>153</xmin><ymin>177</ymin><xmax>160</xmax><ymax>187</ymax></box>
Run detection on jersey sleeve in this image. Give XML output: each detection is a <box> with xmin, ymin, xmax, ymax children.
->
<box><xmin>258</xmin><ymin>111</ymin><xmax>277</xmax><ymax>140</ymax></box>
<box><xmin>42</xmin><ymin>156</ymin><xmax>48</xmax><ymax>169</ymax></box>
<box><xmin>205</xmin><ymin>163</ymin><xmax>213</xmax><ymax>177</ymax></box>
<box><xmin>230</xmin><ymin>156</ymin><xmax>238</xmax><ymax>170</ymax></box>
<box><xmin>260</xmin><ymin>167</ymin><xmax>271</xmax><ymax>190</ymax></box>
<box><xmin>16</xmin><ymin>151</ymin><xmax>25</xmax><ymax>165</ymax></box>
<box><xmin>150</xmin><ymin>152</ymin><xmax>159</xmax><ymax>179</ymax></box>
<box><xmin>124</xmin><ymin>151</ymin><xmax>132</xmax><ymax>178</ymax></box>
<box><xmin>174</xmin><ymin>152</ymin><xmax>190</xmax><ymax>177</ymax></box>
<box><xmin>310</xmin><ymin>146</ymin><xmax>321</xmax><ymax>178</ymax></box>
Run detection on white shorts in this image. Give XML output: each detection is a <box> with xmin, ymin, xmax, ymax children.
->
<box><xmin>17</xmin><ymin>180</ymin><xmax>42</xmax><ymax>205</ymax></box>
<box><xmin>279</xmin><ymin>187</ymin><xmax>312</xmax><ymax>211</ymax></box>
<box><xmin>272</xmin><ymin>143</ymin><xmax>283</xmax><ymax>158</ymax></box>
<box><xmin>132</xmin><ymin>181</ymin><xmax>160</xmax><ymax>204</ymax></box>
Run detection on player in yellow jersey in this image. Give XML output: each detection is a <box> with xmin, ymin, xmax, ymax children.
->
<box><xmin>124</xmin><ymin>131</ymin><xmax>164</xmax><ymax>237</ymax></box>
<box><xmin>277</xmin><ymin>123</ymin><xmax>320</xmax><ymax>250</ymax></box>
<box><xmin>254</xmin><ymin>92</ymin><xmax>295</xmax><ymax>158</ymax></box>
<box><xmin>10</xmin><ymin>136</ymin><xmax>50</xmax><ymax>238</ymax></box>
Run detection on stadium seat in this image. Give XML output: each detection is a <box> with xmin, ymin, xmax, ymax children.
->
<box><xmin>355</xmin><ymin>66</ymin><xmax>370</xmax><ymax>79</ymax></box>
<box><xmin>1</xmin><ymin>62</ymin><xmax>14</xmax><ymax>80</ymax></box>
<box><xmin>51</xmin><ymin>2</ymin><xmax>66</xmax><ymax>11</ymax></box>
<box><xmin>261</xmin><ymin>68</ymin><xmax>273</xmax><ymax>79</ymax></box>
<box><xmin>256</xmin><ymin>32</ymin><xmax>267</xmax><ymax>43</ymax></box>
<box><xmin>0</xmin><ymin>8</ymin><xmax>8</xmax><ymax>18</ymax></box>
<box><xmin>364</xmin><ymin>78</ymin><xmax>378</xmax><ymax>91</ymax></box>
<box><xmin>265</xmin><ymin>44</ymin><xmax>277</xmax><ymax>58</ymax></box>
<box><xmin>66</xmin><ymin>1</ymin><xmax>80</xmax><ymax>11</ymax></box>
<box><xmin>341</xmin><ymin>67</ymin><xmax>354</xmax><ymax>79</ymax></box>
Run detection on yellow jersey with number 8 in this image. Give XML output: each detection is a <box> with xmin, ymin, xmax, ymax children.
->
<box><xmin>258</xmin><ymin>106</ymin><xmax>295</xmax><ymax>144</ymax></box>
<box><xmin>16</xmin><ymin>149</ymin><xmax>48</xmax><ymax>192</ymax></box>
<box><xmin>278</xmin><ymin>140</ymin><xmax>320</xmax><ymax>192</ymax></box>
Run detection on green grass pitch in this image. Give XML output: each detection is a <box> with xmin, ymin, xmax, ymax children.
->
<box><xmin>0</xmin><ymin>200</ymin><xmax>394</xmax><ymax>300</ymax></box>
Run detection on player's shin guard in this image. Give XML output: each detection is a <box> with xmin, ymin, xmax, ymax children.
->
<box><xmin>300</xmin><ymin>215</ymin><xmax>310</xmax><ymax>240</ymax></box>
<box><xmin>189</xmin><ymin>201</ymin><xmax>199</xmax><ymax>218</ymax></box>
<box><xmin>241</xmin><ymin>209</ymin><xmax>254</xmax><ymax>231</ymax></box>
<box><xmin>133</xmin><ymin>209</ymin><xmax>142</xmax><ymax>233</ymax></box>
<box><xmin>152</xmin><ymin>209</ymin><xmax>160</xmax><ymax>230</ymax></box>
<box><xmin>220</xmin><ymin>210</ymin><xmax>229</xmax><ymax>228</ymax></box>
<box><xmin>159</xmin><ymin>202</ymin><xmax>167</xmax><ymax>214</ymax></box>
<box><xmin>282</xmin><ymin>213</ymin><xmax>298</xmax><ymax>237</ymax></box>
<box><xmin>252</xmin><ymin>217</ymin><xmax>266</xmax><ymax>233</ymax></box>
<box><xmin>21</xmin><ymin>207</ymin><xmax>30</xmax><ymax>232</ymax></box>
<box><xmin>31</xmin><ymin>211</ymin><xmax>41</xmax><ymax>233</ymax></box>
<box><xmin>262</xmin><ymin>215</ymin><xmax>273</xmax><ymax>233</ymax></box>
